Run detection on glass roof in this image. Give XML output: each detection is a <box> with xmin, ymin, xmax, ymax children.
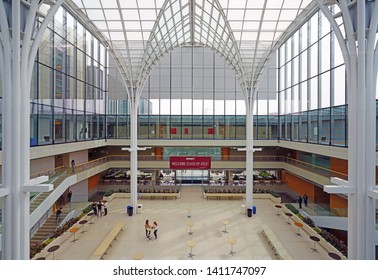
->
<box><xmin>67</xmin><ymin>0</ymin><xmax>316</xmax><ymax>91</ymax></box>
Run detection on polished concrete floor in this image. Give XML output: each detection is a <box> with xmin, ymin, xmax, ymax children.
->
<box><xmin>36</xmin><ymin>186</ymin><xmax>335</xmax><ymax>260</ymax></box>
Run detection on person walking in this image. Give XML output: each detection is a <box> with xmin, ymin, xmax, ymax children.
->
<box><xmin>152</xmin><ymin>221</ymin><xmax>158</xmax><ymax>239</ymax></box>
<box><xmin>145</xmin><ymin>220</ymin><xmax>151</xmax><ymax>239</ymax></box>
<box><xmin>71</xmin><ymin>159</ymin><xmax>75</xmax><ymax>173</ymax></box>
<box><xmin>298</xmin><ymin>195</ymin><xmax>303</xmax><ymax>209</ymax></box>
<box><xmin>56</xmin><ymin>207</ymin><xmax>62</xmax><ymax>223</ymax></box>
<box><xmin>303</xmin><ymin>194</ymin><xmax>308</xmax><ymax>207</ymax></box>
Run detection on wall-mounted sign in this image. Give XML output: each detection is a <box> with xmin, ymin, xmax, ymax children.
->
<box><xmin>169</xmin><ymin>156</ymin><xmax>211</xmax><ymax>170</ymax></box>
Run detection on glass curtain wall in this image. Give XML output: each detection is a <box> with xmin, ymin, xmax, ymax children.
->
<box><xmin>29</xmin><ymin>7</ymin><xmax>108</xmax><ymax>146</ymax></box>
<box><xmin>137</xmin><ymin>46</ymin><xmax>278</xmax><ymax>140</ymax></box>
<box><xmin>277</xmin><ymin>10</ymin><xmax>347</xmax><ymax>147</ymax></box>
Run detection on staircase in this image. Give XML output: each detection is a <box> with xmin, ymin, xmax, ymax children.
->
<box><xmin>29</xmin><ymin>170</ymin><xmax>68</xmax><ymax>213</ymax></box>
<box><xmin>29</xmin><ymin>170</ymin><xmax>70</xmax><ymax>247</ymax></box>
<box><xmin>30</xmin><ymin>209</ymin><xmax>69</xmax><ymax>247</ymax></box>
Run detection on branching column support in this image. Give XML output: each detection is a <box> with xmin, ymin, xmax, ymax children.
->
<box><xmin>316</xmin><ymin>0</ymin><xmax>378</xmax><ymax>259</ymax></box>
<box><xmin>0</xmin><ymin>0</ymin><xmax>64</xmax><ymax>259</ymax></box>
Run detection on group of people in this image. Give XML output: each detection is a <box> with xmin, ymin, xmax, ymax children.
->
<box><xmin>144</xmin><ymin>219</ymin><xmax>158</xmax><ymax>240</ymax></box>
<box><xmin>91</xmin><ymin>200</ymin><xmax>108</xmax><ymax>217</ymax></box>
<box><xmin>297</xmin><ymin>194</ymin><xmax>308</xmax><ymax>209</ymax></box>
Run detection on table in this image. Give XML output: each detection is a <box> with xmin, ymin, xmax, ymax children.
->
<box><xmin>310</xmin><ymin>235</ymin><xmax>320</xmax><ymax>252</ymax></box>
<box><xmin>294</xmin><ymin>222</ymin><xmax>303</xmax><ymax>236</ymax></box>
<box><xmin>187</xmin><ymin>221</ymin><xmax>194</xmax><ymax>235</ymax></box>
<box><xmin>133</xmin><ymin>251</ymin><xmax>144</xmax><ymax>260</ymax></box>
<box><xmin>227</xmin><ymin>238</ymin><xmax>237</xmax><ymax>255</ymax></box>
<box><xmin>328</xmin><ymin>252</ymin><xmax>341</xmax><ymax>260</ymax></box>
<box><xmin>69</xmin><ymin>227</ymin><xmax>80</xmax><ymax>242</ymax></box>
<box><xmin>187</xmin><ymin>240</ymin><xmax>196</xmax><ymax>259</ymax></box>
<box><xmin>285</xmin><ymin>213</ymin><xmax>293</xmax><ymax>224</ymax></box>
<box><xmin>79</xmin><ymin>220</ymin><xmax>88</xmax><ymax>233</ymax></box>
<box><xmin>47</xmin><ymin>245</ymin><xmax>60</xmax><ymax>260</ymax></box>
<box><xmin>221</xmin><ymin>220</ymin><xmax>230</xmax><ymax>233</ymax></box>
<box><xmin>275</xmin><ymin>205</ymin><xmax>282</xmax><ymax>216</ymax></box>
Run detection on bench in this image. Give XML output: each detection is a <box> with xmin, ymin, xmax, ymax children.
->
<box><xmin>140</xmin><ymin>192</ymin><xmax>180</xmax><ymax>200</ymax></box>
<box><xmin>261</xmin><ymin>224</ymin><xmax>292</xmax><ymax>260</ymax></box>
<box><xmin>203</xmin><ymin>192</ymin><xmax>245</xmax><ymax>200</ymax></box>
<box><xmin>90</xmin><ymin>222</ymin><xmax>124</xmax><ymax>260</ymax></box>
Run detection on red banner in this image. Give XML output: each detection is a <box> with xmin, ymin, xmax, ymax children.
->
<box><xmin>170</xmin><ymin>156</ymin><xmax>211</xmax><ymax>170</ymax></box>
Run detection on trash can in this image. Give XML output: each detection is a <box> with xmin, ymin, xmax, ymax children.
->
<box><xmin>252</xmin><ymin>206</ymin><xmax>257</xmax><ymax>215</ymax></box>
<box><xmin>137</xmin><ymin>204</ymin><xmax>143</xmax><ymax>214</ymax></box>
<box><xmin>247</xmin><ymin>208</ymin><xmax>252</xmax><ymax>217</ymax></box>
<box><xmin>127</xmin><ymin>205</ymin><xmax>133</xmax><ymax>216</ymax></box>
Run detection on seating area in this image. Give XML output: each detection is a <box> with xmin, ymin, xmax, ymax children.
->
<box><xmin>261</xmin><ymin>224</ymin><xmax>292</xmax><ymax>260</ymax></box>
<box><xmin>90</xmin><ymin>222</ymin><xmax>124</xmax><ymax>260</ymax></box>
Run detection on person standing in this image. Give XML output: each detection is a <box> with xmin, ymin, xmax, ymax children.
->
<box><xmin>71</xmin><ymin>159</ymin><xmax>75</xmax><ymax>173</ymax></box>
<box><xmin>145</xmin><ymin>220</ymin><xmax>151</xmax><ymax>239</ymax></box>
<box><xmin>298</xmin><ymin>195</ymin><xmax>303</xmax><ymax>209</ymax></box>
<box><xmin>103</xmin><ymin>200</ymin><xmax>108</xmax><ymax>216</ymax></box>
<box><xmin>303</xmin><ymin>194</ymin><xmax>308</xmax><ymax>207</ymax></box>
<box><xmin>67</xmin><ymin>190</ymin><xmax>72</xmax><ymax>203</ymax></box>
<box><xmin>92</xmin><ymin>201</ymin><xmax>98</xmax><ymax>216</ymax></box>
<box><xmin>152</xmin><ymin>221</ymin><xmax>158</xmax><ymax>239</ymax></box>
<box><xmin>97</xmin><ymin>200</ymin><xmax>103</xmax><ymax>217</ymax></box>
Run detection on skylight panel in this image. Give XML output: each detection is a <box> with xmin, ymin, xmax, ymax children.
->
<box><xmin>279</xmin><ymin>10</ymin><xmax>299</xmax><ymax>21</ymax></box>
<box><xmin>138</xmin><ymin>0</ymin><xmax>158</xmax><ymax>9</ymax></box>
<box><xmin>122</xmin><ymin>9</ymin><xmax>141</xmax><ymax>21</ymax></box>
<box><xmin>109</xmin><ymin>32</ymin><xmax>125</xmax><ymax>41</ymax></box>
<box><xmin>228</xmin><ymin>0</ymin><xmax>246</xmax><ymax>9</ymax></box>
<box><xmin>139</xmin><ymin>9</ymin><xmax>157</xmax><ymax>20</ymax></box>
<box><xmin>244</xmin><ymin>9</ymin><xmax>262</xmax><ymax>20</ymax></box>
<box><xmin>86</xmin><ymin>9</ymin><xmax>105</xmax><ymax>21</ymax></box>
<box><xmin>100</xmin><ymin>0</ymin><xmax>118</xmax><ymax>9</ymax></box>
<box><xmin>107</xmin><ymin>21</ymin><xmax>123</xmax><ymax>30</ymax></box>
<box><xmin>119</xmin><ymin>0</ymin><xmax>138</xmax><ymax>9</ymax></box>
<box><xmin>82</xmin><ymin>0</ymin><xmax>102</xmax><ymax>9</ymax></box>
<box><xmin>104</xmin><ymin>9</ymin><xmax>121</xmax><ymax>21</ymax></box>
<box><xmin>226</xmin><ymin>9</ymin><xmax>244</xmax><ymax>21</ymax></box>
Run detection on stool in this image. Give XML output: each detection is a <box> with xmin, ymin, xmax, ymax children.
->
<box><xmin>285</xmin><ymin>213</ymin><xmax>293</xmax><ymax>224</ymax></box>
<box><xmin>294</xmin><ymin>222</ymin><xmax>303</xmax><ymax>236</ymax></box>
<box><xmin>133</xmin><ymin>251</ymin><xmax>144</xmax><ymax>260</ymax></box>
<box><xmin>47</xmin><ymin>245</ymin><xmax>60</xmax><ymax>260</ymax></box>
<box><xmin>187</xmin><ymin>240</ymin><xmax>196</xmax><ymax>259</ymax></box>
<box><xmin>328</xmin><ymin>252</ymin><xmax>341</xmax><ymax>260</ymax></box>
<box><xmin>79</xmin><ymin>220</ymin><xmax>88</xmax><ymax>233</ymax></box>
<box><xmin>275</xmin><ymin>205</ymin><xmax>282</xmax><ymax>216</ymax></box>
<box><xmin>69</xmin><ymin>227</ymin><xmax>80</xmax><ymax>242</ymax></box>
<box><xmin>227</xmin><ymin>238</ymin><xmax>237</xmax><ymax>255</ymax></box>
<box><xmin>187</xmin><ymin>207</ymin><xmax>192</xmax><ymax>218</ymax></box>
<box><xmin>310</xmin><ymin>236</ymin><xmax>320</xmax><ymax>252</ymax></box>
<box><xmin>221</xmin><ymin>220</ymin><xmax>230</xmax><ymax>233</ymax></box>
<box><xmin>240</xmin><ymin>204</ymin><xmax>246</xmax><ymax>215</ymax></box>
<box><xmin>87</xmin><ymin>212</ymin><xmax>95</xmax><ymax>224</ymax></box>
<box><xmin>187</xmin><ymin>221</ymin><xmax>194</xmax><ymax>235</ymax></box>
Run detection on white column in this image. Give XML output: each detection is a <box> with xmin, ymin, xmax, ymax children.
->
<box><xmin>11</xmin><ymin>0</ymin><xmax>22</xmax><ymax>260</ymax></box>
<box><xmin>0</xmin><ymin>0</ymin><xmax>64</xmax><ymax>259</ymax></box>
<box><xmin>0</xmin><ymin>1</ymin><xmax>13</xmax><ymax>259</ymax></box>
<box><xmin>245</xmin><ymin>88</ymin><xmax>255</xmax><ymax>210</ymax></box>
<box><xmin>129</xmin><ymin>90</ymin><xmax>139</xmax><ymax>214</ymax></box>
<box><xmin>316</xmin><ymin>0</ymin><xmax>377</xmax><ymax>259</ymax></box>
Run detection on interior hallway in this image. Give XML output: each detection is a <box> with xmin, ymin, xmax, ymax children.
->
<box><xmin>36</xmin><ymin>186</ymin><xmax>336</xmax><ymax>260</ymax></box>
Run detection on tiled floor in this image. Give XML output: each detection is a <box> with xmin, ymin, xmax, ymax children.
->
<box><xmin>37</xmin><ymin>186</ymin><xmax>335</xmax><ymax>260</ymax></box>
